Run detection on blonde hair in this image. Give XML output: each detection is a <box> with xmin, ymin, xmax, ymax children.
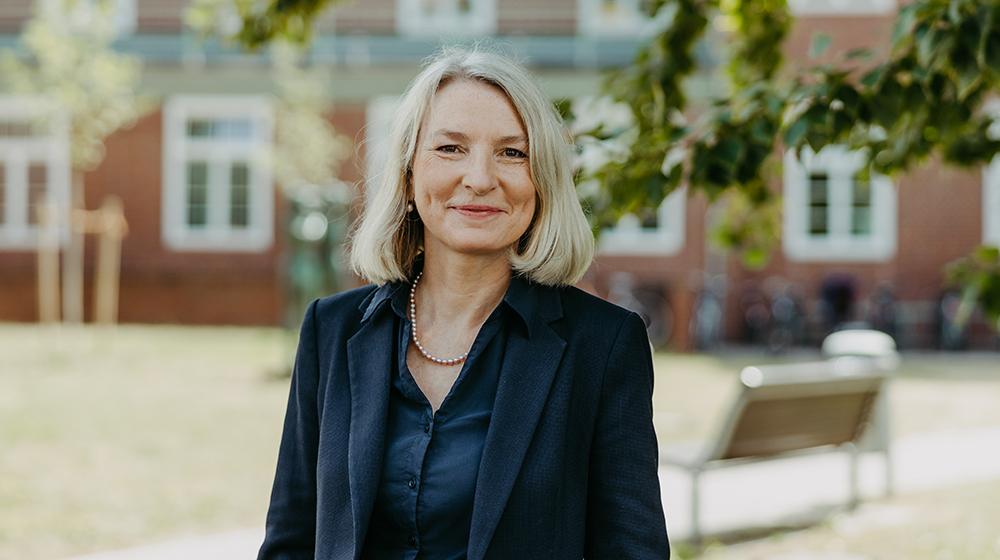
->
<box><xmin>349</xmin><ymin>46</ymin><xmax>594</xmax><ymax>287</ymax></box>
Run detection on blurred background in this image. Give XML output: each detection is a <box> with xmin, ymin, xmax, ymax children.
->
<box><xmin>1</xmin><ymin>0</ymin><xmax>1000</xmax><ymax>559</ymax></box>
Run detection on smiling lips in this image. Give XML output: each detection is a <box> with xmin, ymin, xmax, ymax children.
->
<box><xmin>453</xmin><ymin>204</ymin><xmax>504</xmax><ymax>217</ymax></box>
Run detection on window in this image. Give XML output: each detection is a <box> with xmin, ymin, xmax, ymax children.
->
<box><xmin>598</xmin><ymin>187</ymin><xmax>686</xmax><ymax>256</ymax></box>
<box><xmin>396</xmin><ymin>0</ymin><xmax>496</xmax><ymax>37</ymax></box>
<box><xmin>577</xmin><ymin>0</ymin><xmax>657</xmax><ymax>37</ymax></box>
<box><xmin>983</xmin><ymin>159</ymin><xmax>1000</xmax><ymax>246</ymax></box>
<box><xmin>786</xmin><ymin>0</ymin><xmax>896</xmax><ymax>16</ymax></box>
<box><xmin>783</xmin><ymin>146</ymin><xmax>896</xmax><ymax>262</ymax></box>
<box><xmin>161</xmin><ymin>96</ymin><xmax>274</xmax><ymax>252</ymax></box>
<box><xmin>0</xmin><ymin>96</ymin><xmax>71</xmax><ymax>250</ymax></box>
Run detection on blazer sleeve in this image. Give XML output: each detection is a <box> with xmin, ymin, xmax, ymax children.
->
<box><xmin>584</xmin><ymin>311</ymin><xmax>670</xmax><ymax>559</ymax></box>
<box><xmin>258</xmin><ymin>299</ymin><xmax>321</xmax><ymax>560</ymax></box>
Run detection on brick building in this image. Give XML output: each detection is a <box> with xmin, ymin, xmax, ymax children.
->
<box><xmin>0</xmin><ymin>0</ymin><xmax>996</xmax><ymax>349</ymax></box>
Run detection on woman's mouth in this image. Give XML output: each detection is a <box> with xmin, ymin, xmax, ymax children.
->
<box><xmin>454</xmin><ymin>205</ymin><xmax>503</xmax><ymax>217</ymax></box>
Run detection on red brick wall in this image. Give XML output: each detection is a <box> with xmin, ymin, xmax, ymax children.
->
<box><xmin>498</xmin><ymin>0</ymin><xmax>576</xmax><ymax>36</ymax></box>
<box><xmin>588</xmin><ymin>192</ymin><xmax>709</xmax><ymax>351</ymax></box>
<box><xmin>0</xmin><ymin>0</ymin><xmax>31</xmax><ymax>33</ymax></box>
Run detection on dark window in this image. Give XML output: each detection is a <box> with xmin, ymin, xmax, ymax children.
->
<box><xmin>851</xmin><ymin>175</ymin><xmax>872</xmax><ymax>235</ymax></box>
<box><xmin>808</xmin><ymin>172</ymin><xmax>829</xmax><ymax>235</ymax></box>
<box><xmin>27</xmin><ymin>164</ymin><xmax>47</xmax><ymax>225</ymax></box>
<box><xmin>230</xmin><ymin>162</ymin><xmax>249</xmax><ymax>228</ymax></box>
<box><xmin>187</xmin><ymin>162</ymin><xmax>208</xmax><ymax>227</ymax></box>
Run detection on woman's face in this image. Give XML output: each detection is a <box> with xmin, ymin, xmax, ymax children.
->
<box><xmin>410</xmin><ymin>80</ymin><xmax>537</xmax><ymax>262</ymax></box>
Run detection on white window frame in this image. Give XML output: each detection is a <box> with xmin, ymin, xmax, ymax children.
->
<box><xmin>783</xmin><ymin>146</ymin><xmax>896</xmax><ymax>262</ymax></box>
<box><xmin>983</xmin><ymin>159</ymin><xmax>1000</xmax><ymax>246</ymax></box>
<box><xmin>787</xmin><ymin>0</ymin><xmax>896</xmax><ymax>16</ymax></box>
<box><xmin>111</xmin><ymin>0</ymin><xmax>138</xmax><ymax>37</ymax></box>
<box><xmin>396</xmin><ymin>0</ymin><xmax>497</xmax><ymax>37</ymax></box>
<box><xmin>0</xmin><ymin>96</ymin><xmax>71</xmax><ymax>250</ymax></box>
<box><xmin>577</xmin><ymin>0</ymin><xmax>657</xmax><ymax>37</ymax></box>
<box><xmin>161</xmin><ymin>95</ymin><xmax>274</xmax><ymax>253</ymax></box>
<box><xmin>598</xmin><ymin>187</ymin><xmax>686</xmax><ymax>256</ymax></box>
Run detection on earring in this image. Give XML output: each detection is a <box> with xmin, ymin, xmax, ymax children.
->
<box><xmin>406</xmin><ymin>201</ymin><xmax>414</xmax><ymax>212</ymax></box>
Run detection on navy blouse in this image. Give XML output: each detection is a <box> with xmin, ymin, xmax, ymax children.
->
<box><xmin>359</xmin><ymin>276</ymin><xmax>535</xmax><ymax>560</ymax></box>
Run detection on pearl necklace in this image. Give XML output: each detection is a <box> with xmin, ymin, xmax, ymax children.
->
<box><xmin>409</xmin><ymin>272</ymin><xmax>469</xmax><ymax>366</ymax></box>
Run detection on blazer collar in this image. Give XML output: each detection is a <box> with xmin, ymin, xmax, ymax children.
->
<box><xmin>346</xmin><ymin>287</ymin><xmax>397</xmax><ymax>558</ymax></box>
<box><xmin>468</xmin><ymin>284</ymin><xmax>565</xmax><ymax>560</ymax></box>
<box><xmin>347</xmin><ymin>280</ymin><xmax>566</xmax><ymax>560</ymax></box>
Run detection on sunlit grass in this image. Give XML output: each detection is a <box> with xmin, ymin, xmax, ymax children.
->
<box><xmin>0</xmin><ymin>324</ymin><xmax>292</xmax><ymax>560</ymax></box>
<box><xmin>1</xmin><ymin>324</ymin><xmax>998</xmax><ymax>559</ymax></box>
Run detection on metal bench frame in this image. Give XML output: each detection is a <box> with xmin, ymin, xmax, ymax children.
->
<box><xmin>660</xmin><ymin>357</ymin><xmax>892</xmax><ymax>542</ymax></box>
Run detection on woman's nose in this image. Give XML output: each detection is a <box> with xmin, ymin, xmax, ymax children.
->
<box><xmin>463</xmin><ymin>150</ymin><xmax>498</xmax><ymax>195</ymax></box>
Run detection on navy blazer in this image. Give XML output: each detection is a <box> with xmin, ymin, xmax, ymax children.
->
<box><xmin>258</xmin><ymin>281</ymin><xmax>670</xmax><ymax>560</ymax></box>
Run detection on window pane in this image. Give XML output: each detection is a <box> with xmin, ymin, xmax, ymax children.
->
<box><xmin>209</xmin><ymin>118</ymin><xmax>253</xmax><ymax>140</ymax></box>
<box><xmin>187</xmin><ymin>120</ymin><xmax>212</xmax><ymax>138</ymax></box>
<box><xmin>0</xmin><ymin>119</ymin><xmax>47</xmax><ymax>137</ymax></box>
<box><xmin>187</xmin><ymin>162</ymin><xmax>208</xmax><ymax>227</ymax></box>
<box><xmin>808</xmin><ymin>172</ymin><xmax>829</xmax><ymax>235</ymax></box>
<box><xmin>851</xmin><ymin>177</ymin><xmax>872</xmax><ymax>235</ymax></box>
<box><xmin>226</xmin><ymin>119</ymin><xmax>253</xmax><ymax>139</ymax></box>
<box><xmin>27</xmin><ymin>164</ymin><xmax>47</xmax><ymax>225</ymax></box>
<box><xmin>230</xmin><ymin>162</ymin><xmax>249</xmax><ymax>228</ymax></box>
<box><xmin>638</xmin><ymin>206</ymin><xmax>658</xmax><ymax>228</ymax></box>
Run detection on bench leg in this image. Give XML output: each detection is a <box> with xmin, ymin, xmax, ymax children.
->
<box><xmin>848</xmin><ymin>443</ymin><xmax>859</xmax><ymax>510</ymax></box>
<box><xmin>690</xmin><ymin>468</ymin><xmax>702</xmax><ymax>543</ymax></box>
<box><xmin>883</xmin><ymin>444</ymin><xmax>893</xmax><ymax>497</ymax></box>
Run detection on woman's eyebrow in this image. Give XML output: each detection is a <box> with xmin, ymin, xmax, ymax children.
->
<box><xmin>432</xmin><ymin>130</ymin><xmax>527</xmax><ymax>145</ymax></box>
<box><xmin>433</xmin><ymin>129</ymin><xmax>470</xmax><ymax>143</ymax></box>
<box><xmin>497</xmin><ymin>134</ymin><xmax>528</xmax><ymax>145</ymax></box>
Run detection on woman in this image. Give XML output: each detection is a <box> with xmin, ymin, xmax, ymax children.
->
<box><xmin>259</xmin><ymin>47</ymin><xmax>669</xmax><ymax>560</ymax></box>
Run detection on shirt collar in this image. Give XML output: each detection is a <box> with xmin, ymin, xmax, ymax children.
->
<box><xmin>375</xmin><ymin>273</ymin><xmax>539</xmax><ymax>338</ymax></box>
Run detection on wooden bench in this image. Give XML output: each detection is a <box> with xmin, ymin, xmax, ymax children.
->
<box><xmin>659</xmin><ymin>357</ymin><xmax>891</xmax><ymax>542</ymax></box>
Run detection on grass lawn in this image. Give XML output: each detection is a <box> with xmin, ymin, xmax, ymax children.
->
<box><xmin>1</xmin><ymin>323</ymin><xmax>998</xmax><ymax>559</ymax></box>
<box><xmin>0</xmin><ymin>324</ymin><xmax>293</xmax><ymax>560</ymax></box>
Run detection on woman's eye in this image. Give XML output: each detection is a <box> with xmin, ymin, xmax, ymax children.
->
<box><xmin>503</xmin><ymin>147</ymin><xmax>527</xmax><ymax>158</ymax></box>
<box><xmin>437</xmin><ymin>145</ymin><xmax>459</xmax><ymax>153</ymax></box>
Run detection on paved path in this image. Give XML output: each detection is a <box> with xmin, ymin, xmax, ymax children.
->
<box><xmin>59</xmin><ymin>424</ymin><xmax>1000</xmax><ymax>560</ymax></box>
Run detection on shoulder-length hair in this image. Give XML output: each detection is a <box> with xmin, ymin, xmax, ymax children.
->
<box><xmin>348</xmin><ymin>46</ymin><xmax>595</xmax><ymax>287</ymax></box>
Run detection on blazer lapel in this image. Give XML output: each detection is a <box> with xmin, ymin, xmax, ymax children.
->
<box><xmin>467</xmin><ymin>294</ymin><xmax>567</xmax><ymax>560</ymax></box>
<box><xmin>346</xmin><ymin>298</ymin><xmax>395</xmax><ymax>558</ymax></box>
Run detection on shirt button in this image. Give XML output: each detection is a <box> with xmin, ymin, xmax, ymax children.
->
<box><xmin>407</xmin><ymin>477</ymin><xmax>417</xmax><ymax>489</ymax></box>
<box><xmin>407</xmin><ymin>535</ymin><xmax>417</xmax><ymax>546</ymax></box>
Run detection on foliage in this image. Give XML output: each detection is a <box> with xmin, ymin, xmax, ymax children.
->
<box><xmin>946</xmin><ymin>246</ymin><xmax>1000</xmax><ymax>330</ymax></box>
<box><xmin>0</xmin><ymin>0</ymin><xmax>143</xmax><ymax>171</ymax></box>
<box><xmin>269</xmin><ymin>41</ymin><xmax>354</xmax><ymax>326</ymax></box>
<box><xmin>271</xmin><ymin>41</ymin><xmax>351</xmax><ymax>195</ymax></box>
<box><xmin>185</xmin><ymin>0</ymin><xmax>347</xmax><ymax>48</ymax></box>
<box><xmin>201</xmin><ymin>0</ymin><xmax>1000</xmax><ymax>327</ymax></box>
<box><xmin>580</xmin><ymin>0</ymin><xmax>1000</xmax><ymax>317</ymax></box>
<box><xmin>573</xmin><ymin>0</ymin><xmax>791</xmax><ymax>268</ymax></box>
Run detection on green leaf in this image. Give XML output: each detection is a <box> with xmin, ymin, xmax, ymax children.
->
<box><xmin>785</xmin><ymin>119</ymin><xmax>807</xmax><ymax>147</ymax></box>
<box><xmin>976</xmin><ymin>245</ymin><xmax>1000</xmax><ymax>262</ymax></box>
<box><xmin>846</xmin><ymin>48</ymin><xmax>874</xmax><ymax>61</ymax></box>
<box><xmin>809</xmin><ymin>33</ymin><xmax>833</xmax><ymax>59</ymax></box>
<box><xmin>954</xmin><ymin>49</ymin><xmax>983</xmax><ymax>100</ymax></box>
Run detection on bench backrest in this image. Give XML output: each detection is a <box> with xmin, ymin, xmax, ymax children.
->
<box><xmin>708</xmin><ymin>357</ymin><xmax>887</xmax><ymax>462</ymax></box>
